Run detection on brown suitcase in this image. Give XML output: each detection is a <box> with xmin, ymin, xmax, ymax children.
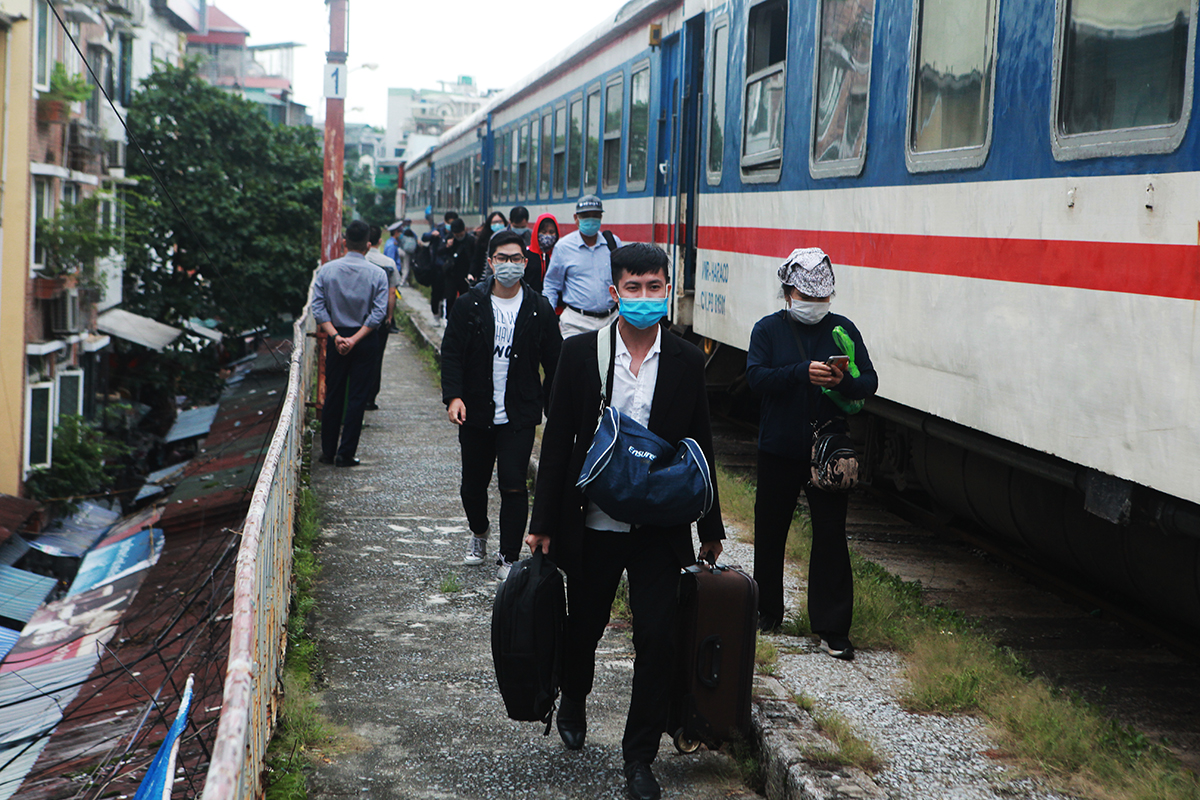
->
<box><xmin>668</xmin><ymin>560</ymin><xmax>759</xmax><ymax>753</ymax></box>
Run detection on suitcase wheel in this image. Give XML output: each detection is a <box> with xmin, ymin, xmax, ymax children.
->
<box><xmin>673</xmin><ymin>729</ymin><xmax>702</xmax><ymax>754</ymax></box>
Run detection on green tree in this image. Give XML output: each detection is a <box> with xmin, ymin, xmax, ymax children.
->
<box><xmin>344</xmin><ymin>162</ymin><xmax>393</xmax><ymax>230</ymax></box>
<box><xmin>25</xmin><ymin>416</ymin><xmax>130</xmax><ymax>511</ymax></box>
<box><xmin>122</xmin><ymin>60</ymin><xmax>322</xmax><ymax>335</ymax></box>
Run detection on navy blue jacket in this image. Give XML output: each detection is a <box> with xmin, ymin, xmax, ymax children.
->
<box><xmin>746</xmin><ymin>310</ymin><xmax>878</xmax><ymax>458</ymax></box>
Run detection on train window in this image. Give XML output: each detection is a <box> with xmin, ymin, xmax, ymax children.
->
<box><xmin>492</xmin><ymin>137</ymin><xmax>502</xmax><ymax>203</ymax></box>
<box><xmin>531</xmin><ymin>117</ymin><xmax>541</xmax><ymax>199</ymax></box>
<box><xmin>509</xmin><ymin>129</ymin><xmax>519</xmax><ymax>200</ymax></box>
<box><xmin>706</xmin><ymin>19</ymin><xmax>729</xmax><ymax>184</ymax></box>
<box><xmin>742</xmin><ymin>0</ymin><xmax>787</xmax><ymax>177</ymax></box>
<box><xmin>554</xmin><ymin>104</ymin><xmax>567</xmax><ymax>197</ymax></box>
<box><xmin>541</xmin><ymin>111</ymin><xmax>553</xmax><ymax>197</ymax></box>
<box><xmin>603</xmin><ymin>77</ymin><xmax>624</xmax><ymax>193</ymax></box>
<box><xmin>810</xmin><ymin>0</ymin><xmax>874</xmax><ymax>178</ymax></box>
<box><xmin>628</xmin><ymin>62</ymin><xmax>651</xmax><ymax>191</ymax></box>
<box><xmin>519</xmin><ymin>123</ymin><xmax>530</xmax><ymax>199</ymax></box>
<box><xmin>585</xmin><ymin>87</ymin><xmax>601</xmax><ymax>192</ymax></box>
<box><xmin>1051</xmin><ymin>0</ymin><xmax>1195</xmax><ymax>159</ymax></box>
<box><xmin>568</xmin><ymin>98</ymin><xmax>583</xmax><ymax>196</ymax></box>
<box><xmin>905</xmin><ymin>0</ymin><xmax>999</xmax><ymax>172</ymax></box>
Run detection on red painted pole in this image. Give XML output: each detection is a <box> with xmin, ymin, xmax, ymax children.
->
<box><xmin>321</xmin><ymin>0</ymin><xmax>348</xmax><ymax>265</ymax></box>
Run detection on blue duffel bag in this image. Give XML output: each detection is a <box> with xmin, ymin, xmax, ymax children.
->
<box><xmin>575</xmin><ymin>323</ymin><xmax>714</xmax><ymax>527</ymax></box>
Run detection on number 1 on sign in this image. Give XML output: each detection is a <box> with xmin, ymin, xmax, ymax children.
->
<box><xmin>323</xmin><ymin>63</ymin><xmax>347</xmax><ymax>99</ymax></box>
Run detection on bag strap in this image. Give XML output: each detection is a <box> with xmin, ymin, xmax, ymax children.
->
<box><xmin>601</xmin><ymin>230</ymin><xmax>618</xmax><ymax>252</ymax></box>
<box><xmin>785</xmin><ymin>317</ymin><xmax>808</xmax><ymax>361</ymax></box>
<box><xmin>595</xmin><ymin>320</ymin><xmax>618</xmax><ymax>409</ymax></box>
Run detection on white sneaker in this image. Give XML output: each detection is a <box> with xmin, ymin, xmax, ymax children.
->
<box><xmin>464</xmin><ymin>534</ymin><xmax>487</xmax><ymax>565</ymax></box>
<box><xmin>496</xmin><ymin>555</ymin><xmax>515</xmax><ymax>582</ymax></box>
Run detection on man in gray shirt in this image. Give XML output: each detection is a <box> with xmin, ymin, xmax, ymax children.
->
<box><xmin>312</xmin><ymin>219</ymin><xmax>389</xmax><ymax>466</ymax></box>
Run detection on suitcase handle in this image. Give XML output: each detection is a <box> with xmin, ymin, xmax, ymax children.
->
<box><xmin>697</xmin><ymin>635</ymin><xmax>722</xmax><ymax>688</ymax></box>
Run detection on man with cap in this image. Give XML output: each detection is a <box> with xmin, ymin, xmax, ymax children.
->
<box><xmin>385</xmin><ymin>220</ymin><xmax>413</xmax><ymax>287</ymax></box>
<box><xmin>311</xmin><ymin>220</ymin><xmax>390</xmax><ymax>467</ymax></box>
<box><xmin>745</xmin><ymin>247</ymin><xmax>878</xmax><ymax>655</ymax></box>
<box><xmin>542</xmin><ymin>195</ymin><xmax>622</xmax><ymax>337</ymax></box>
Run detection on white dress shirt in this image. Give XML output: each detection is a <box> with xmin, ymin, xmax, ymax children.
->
<box><xmin>585</xmin><ymin>324</ymin><xmax>662</xmax><ymax>532</ymax></box>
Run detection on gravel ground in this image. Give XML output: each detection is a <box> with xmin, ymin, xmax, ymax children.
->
<box><xmin>720</xmin><ymin>529</ymin><xmax>1070</xmax><ymax>800</ymax></box>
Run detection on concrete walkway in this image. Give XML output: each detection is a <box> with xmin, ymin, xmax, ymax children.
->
<box><xmin>307</xmin><ymin>313</ymin><xmax>757</xmax><ymax>799</ymax></box>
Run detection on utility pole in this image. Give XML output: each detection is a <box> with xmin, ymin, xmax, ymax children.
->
<box><xmin>321</xmin><ymin>0</ymin><xmax>348</xmax><ymax>264</ymax></box>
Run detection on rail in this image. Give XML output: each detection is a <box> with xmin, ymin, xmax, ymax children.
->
<box><xmin>201</xmin><ymin>299</ymin><xmax>318</xmax><ymax>799</ymax></box>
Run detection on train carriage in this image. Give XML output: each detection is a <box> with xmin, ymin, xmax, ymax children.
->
<box><xmin>409</xmin><ymin>0</ymin><xmax>1200</xmax><ymax>628</ymax></box>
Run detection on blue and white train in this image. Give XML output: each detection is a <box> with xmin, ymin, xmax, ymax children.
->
<box><xmin>406</xmin><ymin>0</ymin><xmax>1200</xmax><ymax>630</ymax></box>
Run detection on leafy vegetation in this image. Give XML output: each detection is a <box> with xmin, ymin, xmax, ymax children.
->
<box><xmin>35</xmin><ymin>196</ymin><xmax>121</xmax><ymax>279</ymax></box>
<box><xmin>793</xmin><ymin>693</ymin><xmax>882</xmax><ymax>772</ymax></box>
<box><xmin>44</xmin><ymin>62</ymin><xmax>93</xmax><ymax>103</ymax></box>
<box><xmin>24</xmin><ymin>416</ymin><xmax>129</xmax><ymax>511</ymax></box>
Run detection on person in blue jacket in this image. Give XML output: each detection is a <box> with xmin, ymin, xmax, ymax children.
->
<box><xmin>746</xmin><ymin>247</ymin><xmax>878</xmax><ymax>658</ymax></box>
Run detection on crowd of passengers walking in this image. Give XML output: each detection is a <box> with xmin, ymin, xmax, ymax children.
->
<box><xmin>311</xmin><ymin>201</ymin><xmax>878</xmax><ymax>800</ymax></box>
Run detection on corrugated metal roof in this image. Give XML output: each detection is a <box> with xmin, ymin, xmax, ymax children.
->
<box><xmin>0</xmin><ymin>630</ymin><xmax>19</xmax><ymax>663</ymax></box>
<box><xmin>25</xmin><ymin>502</ymin><xmax>119</xmax><ymax>558</ymax></box>
<box><xmin>0</xmin><ymin>657</ymin><xmax>95</xmax><ymax>742</ymax></box>
<box><xmin>0</xmin><ymin>736</ymin><xmax>50</xmax><ymax>800</ymax></box>
<box><xmin>96</xmin><ymin>309</ymin><xmax>182</xmax><ymax>352</ymax></box>
<box><xmin>164</xmin><ymin>405</ymin><xmax>219</xmax><ymax>443</ymax></box>
<box><xmin>0</xmin><ymin>567</ymin><xmax>56</xmax><ymax>625</ymax></box>
<box><xmin>0</xmin><ymin>539</ymin><xmax>28</xmax><ymax>567</ymax></box>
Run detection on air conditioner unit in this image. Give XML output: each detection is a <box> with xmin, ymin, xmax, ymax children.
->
<box><xmin>50</xmin><ymin>289</ymin><xmax>82</xmax><ymax>334</ymax></box>
<box><xmin>104</xmin><ymin>139</ymin><xmax>127</xmax><ymax>170</ymax></box>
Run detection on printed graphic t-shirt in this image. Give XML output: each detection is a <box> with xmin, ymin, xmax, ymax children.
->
<box><xmin>491</xmin><ymin>287</ymin><xmax>524</xmax><ymax>424</ymax></box>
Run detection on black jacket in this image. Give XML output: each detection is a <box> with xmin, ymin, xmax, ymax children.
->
<box><xmin>442</xmin><ymin>232</ymin><xmax>476</xmax><ymax>293</ymax></box>
<box><xmin>441</xmin><ymin>278</ymin><xmax>562</xmax><ymax>430</ymax></box>
<box><xmin>746</xmin><ymin>310</ymin><xmax>877</xmax><ymax>458</ymax></box>
<box><xmin>529</xmin><ymin>324</ymin><xmax>725</xmax><ymax>578</ymax></box>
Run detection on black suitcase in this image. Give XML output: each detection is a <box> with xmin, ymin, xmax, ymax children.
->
<box><xmin>669</xmin><ymin>560</ymin><xmax>759</xmax><ymax>753</ymax></box>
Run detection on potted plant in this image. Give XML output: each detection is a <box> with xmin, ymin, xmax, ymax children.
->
<box><xmin>34</xmin><ymin>196</ymin><xmax>121</xmax><ymax>297</ymax></box>
<box><xmin>37</xmin><ymin>62</ymin><xmax>93</xmax><ymax>124</ymax></box>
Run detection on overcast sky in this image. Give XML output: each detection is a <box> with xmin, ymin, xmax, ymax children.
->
<box><xmin>218</xmin><ymin>0</ymin><xmax>629</xmax><ymax>127</ymax></box>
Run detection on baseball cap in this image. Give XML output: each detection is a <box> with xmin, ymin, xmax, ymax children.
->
<box><xmin>575</xmin><ymin>195</ymin><xmax>603</xmax><ymax>213</ymax></box>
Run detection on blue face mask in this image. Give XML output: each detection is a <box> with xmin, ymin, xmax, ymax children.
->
<box><xmin>491</xmin><ymin>222</ymin><xmax>507</xmax><ymax>233</ymax></box>
<box><xmin>577</xmin><ymin>218</ymin><xmax>602</xmax><ymax>237</ymax></box>
<box><xmin>619</xmin><ymin>296</ymin><xmax>668</xmax><ymax>330</ymax></box>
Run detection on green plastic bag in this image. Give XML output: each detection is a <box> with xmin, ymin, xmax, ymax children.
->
<box><xmin>821</xmin><ymin>325</ymin><xmax>864</xmax><ymax>415</ymax></box>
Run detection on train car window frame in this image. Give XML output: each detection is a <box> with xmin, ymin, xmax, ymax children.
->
<box><xmin>541</xmin><ymin>109</ymin><xmax>553</xmax><ymax>198</ymax></box>
<box><xmin>741</xmin><ymin>0</ymin><xmax>787</xmax><ymax>182</ymax></box>
<box><xmin>706</xmin><ymin>16</ymin><xmax>730</xmax><ymax>186</ymax></box>
<box><xmin>627</xmin><ymin>60</ymin><xmax>651</xmax><ymax>192</ymax></box>
<box><xmin>519</xmin><ymin>121</ymin><xmax>531</xmax><ymax>199</ymax></box>
<box><xmin>1050</xmin><ymin>0</ymin><xmax>1197</xmax><ymax>160</ymax></box>
<box><xmin>584</xmin><ymin>85</ymin><xmax>602</xmax><ymax>193</ymax></box>
<box><xmin>568</xmin><ymin>95</ymin><xmax>583</xmax><ymax>197</ymax></box>
<box><xmin>554</xmin><ymin>103</ymin><xmax>567</xmax><ymax>198</ymax></box>
<box><xmin>603</xmin><ymin>74</ymin><xmax>624</xmax><ymax>194</ymax></box>
<box><xmin>904</xmin><ymin>0</ymin><xmax>1000</xmax><ymax>173</ymax></box>
<box><xmin>531</xmin><ymin>117</ymin><xmax>541</xmax><ymax>200</ymax></box>
<box><xmin>809</xmin><ymin>0</ymin><xmax>875</xmax><ymax>178</ymax></box>
<box><xmin>492</xmin><ymin>136</ymin><xmax>502</xmax><ymax>203</ymax></box>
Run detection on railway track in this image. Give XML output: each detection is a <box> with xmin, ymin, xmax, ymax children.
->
<box><xmin>710</xmin><ymin>414</ymin><xmax>1200</xmax><ymax>773</ymax></box>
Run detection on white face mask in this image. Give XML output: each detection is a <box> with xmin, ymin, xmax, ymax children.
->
<box><xmin>788</xmin><ymin>300</ymin><xmax>830</xmax><ymax>325</ymax></box>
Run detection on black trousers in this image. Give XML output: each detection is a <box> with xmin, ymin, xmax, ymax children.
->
<box><xmin>563</xmin><ymin>529</ymin><xmax>680</xmax><ymax>764</ymax></box>
<box><xmin>753</xmin><ymin>449</ymin><xmax>853</xmax><ymax>637</ymax></box>
<box><xmin>457</xmin><ymin>423</ymin><xmax>535</xmax><ymax>561</ymax></box>
<box><xmin>367</xmin><ymin>325</ymin><xmax>389</xmax><ymax>405</ymax></box>
<box><xmin>321</xmin><ymin>328</ymin><xmax>378</xmax><ymax>461</ymax></box>
<box><xmin>430</xmin><ymin>266</ymin><xmax>445</xmax><ymax>317</ymax></box>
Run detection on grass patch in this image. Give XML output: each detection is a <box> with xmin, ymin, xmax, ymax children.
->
<box><xmin>610</xmin><ymin>574</ymin><xmax>631</xmax><ymax>621</ymax></box>
<box><xmin>263</xmin><ymin>487</ymin><xmax>340</xmax><ymax>800</ymax></box>
<box><xmin>794</xmin><ymin>692</ymin><xmax>882</xmax><ymax>772</ymax></box>
<box><xmin>440</xmin><ymin>572</ymin><xmax>464</xmax><ymax>593</ymax></box>
<box><xmin>715</xmin><ymin>459</ymin><xmax>1200</xmax><ymax>798</ymax></box>
<box><xmin>392</xmin><ymin>304</ymin><xmax>440</xmax><ymax>379</ymax></box>
<box><xmin>755</xmin><ymin>638</ymin><xmax>779</xmax><ymax>676</ymax></box>
<box><xmin>722</xmin><ymin>734</ymin><xmax>763</xmax><ymax>793</ymax></box>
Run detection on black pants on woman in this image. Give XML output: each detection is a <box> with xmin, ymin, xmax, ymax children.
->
<box><xmin>458</xmin><ymin>423</ymin><xmax>535</xmax><ymax>562</ymax></box>
<box><xmin>753</xmin><ymin>449</ymin><xmax>853</xmax><ymax>636</ymax></box>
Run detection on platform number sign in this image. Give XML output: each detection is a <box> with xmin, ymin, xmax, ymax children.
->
<box><xmin>324</xmin><ymin>63</ymin><xmax>347</xmax><ymax>99</ymax></box>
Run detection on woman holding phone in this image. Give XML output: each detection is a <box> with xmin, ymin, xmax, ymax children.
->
<box><xmin>745</xmin><ymin>248</ymin><xmax>878</xmax><ymax>658</ymax></box>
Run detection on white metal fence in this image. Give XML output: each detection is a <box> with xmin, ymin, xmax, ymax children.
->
<box><xmin>202</xmin><ymin>304</ymin><xmax>317</xmax><ymax>799</ymax></box>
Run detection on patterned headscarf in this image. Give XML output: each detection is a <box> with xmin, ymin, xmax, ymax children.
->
<box><xmin>777</xmin><ymin>247</ymin><xmax>835</xmax><ymax>298</ymax></box>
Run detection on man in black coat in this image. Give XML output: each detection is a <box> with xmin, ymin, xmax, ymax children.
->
<box><xmin>442</xmin><ymin>217</ymin><xmax>476</xmax><ymax>320</ymax></box>
<box><xmin>526</xmin><ymin>243</ymin><xmax>725</xmax><ymax>800</ymax></box>
<box><xmin>442</xmin><ymin>231</ymin><xmax>561</xmax><ymax>578</ymax></box>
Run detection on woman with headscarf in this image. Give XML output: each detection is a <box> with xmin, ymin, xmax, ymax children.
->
<box><xmin>523</xmin><ymin>213</ymin><xmax>559</xmax><ymax>294</ymax></box>
<box><xmin>472</xmin><ymin>210</ymin><xmax>510</xmax><ymax>282</ymax></box>
<box><xmin>745</xmin><ymin>248</ymin><xmax>878</xmax><ymax>658</ymax></box>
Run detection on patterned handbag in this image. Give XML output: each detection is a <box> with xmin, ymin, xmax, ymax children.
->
<box><xmin>810</xmin><ymin>419</ymin><xmax>859</xmax><ymax>492</ymax></box>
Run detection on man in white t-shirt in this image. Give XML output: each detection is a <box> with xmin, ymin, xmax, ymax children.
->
<box><xmin>440</xmin><ymin>231</ymin><xmax>563</xmax><ymax>579</ymax></box>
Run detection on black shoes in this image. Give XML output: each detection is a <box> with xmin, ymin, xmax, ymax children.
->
<box><xmin>820</xmin><ymin>635</ymin><xmax>855</xmax><ymax>661</ymax></box>
<box><xmin>556</xmin><ymin>694</ymin><xmax>586</xmax><ymax>750</ymax></box>
<box><xmin>758</xmin><ymin>615</ymin><xmax>782</xmax><ymax>634</ymax></box>
<box><xmin>364</xmin><ymin>402</ymin><xmax>379</xmax><ymax>410</ymax></box>
<box><xmin>333</xmin><ymin>456</ymin><xmax>361</xmax><ymax>467</ymax></box>
<box><xmin>317</xmin><ymin>454</ymin><xmax>335</xmax><ymax>465</ymax></box>
<box><xmin>623</xmin><ymin>762</ymin><xmax>661</xmax><ymax>800</ymax></box>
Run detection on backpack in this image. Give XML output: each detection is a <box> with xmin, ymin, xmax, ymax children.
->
<box><xmin>491</xmin><ymin>549</ymin><xmax>566</xmax><ymax>732</ymax></box>
<box><xmin>401</xmin><ymin>230</ymin><xmax>417</xmax><ymax>255</ymax></box>
<box><xmin>412</xmin><ymin>242</ymin><xmax>435</xmax><ymax>286</ymax></box>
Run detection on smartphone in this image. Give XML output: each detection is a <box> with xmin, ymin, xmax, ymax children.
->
<box><xmin>825</xmin><ymin>355</ymin><xmax>850</xmax><ymax>372</ymax></box>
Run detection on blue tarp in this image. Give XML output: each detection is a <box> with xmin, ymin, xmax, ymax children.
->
<box><xmin>133</xmin><ymin>674</ymin><xmax>194</xmax><ymax>800</ymax></box>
